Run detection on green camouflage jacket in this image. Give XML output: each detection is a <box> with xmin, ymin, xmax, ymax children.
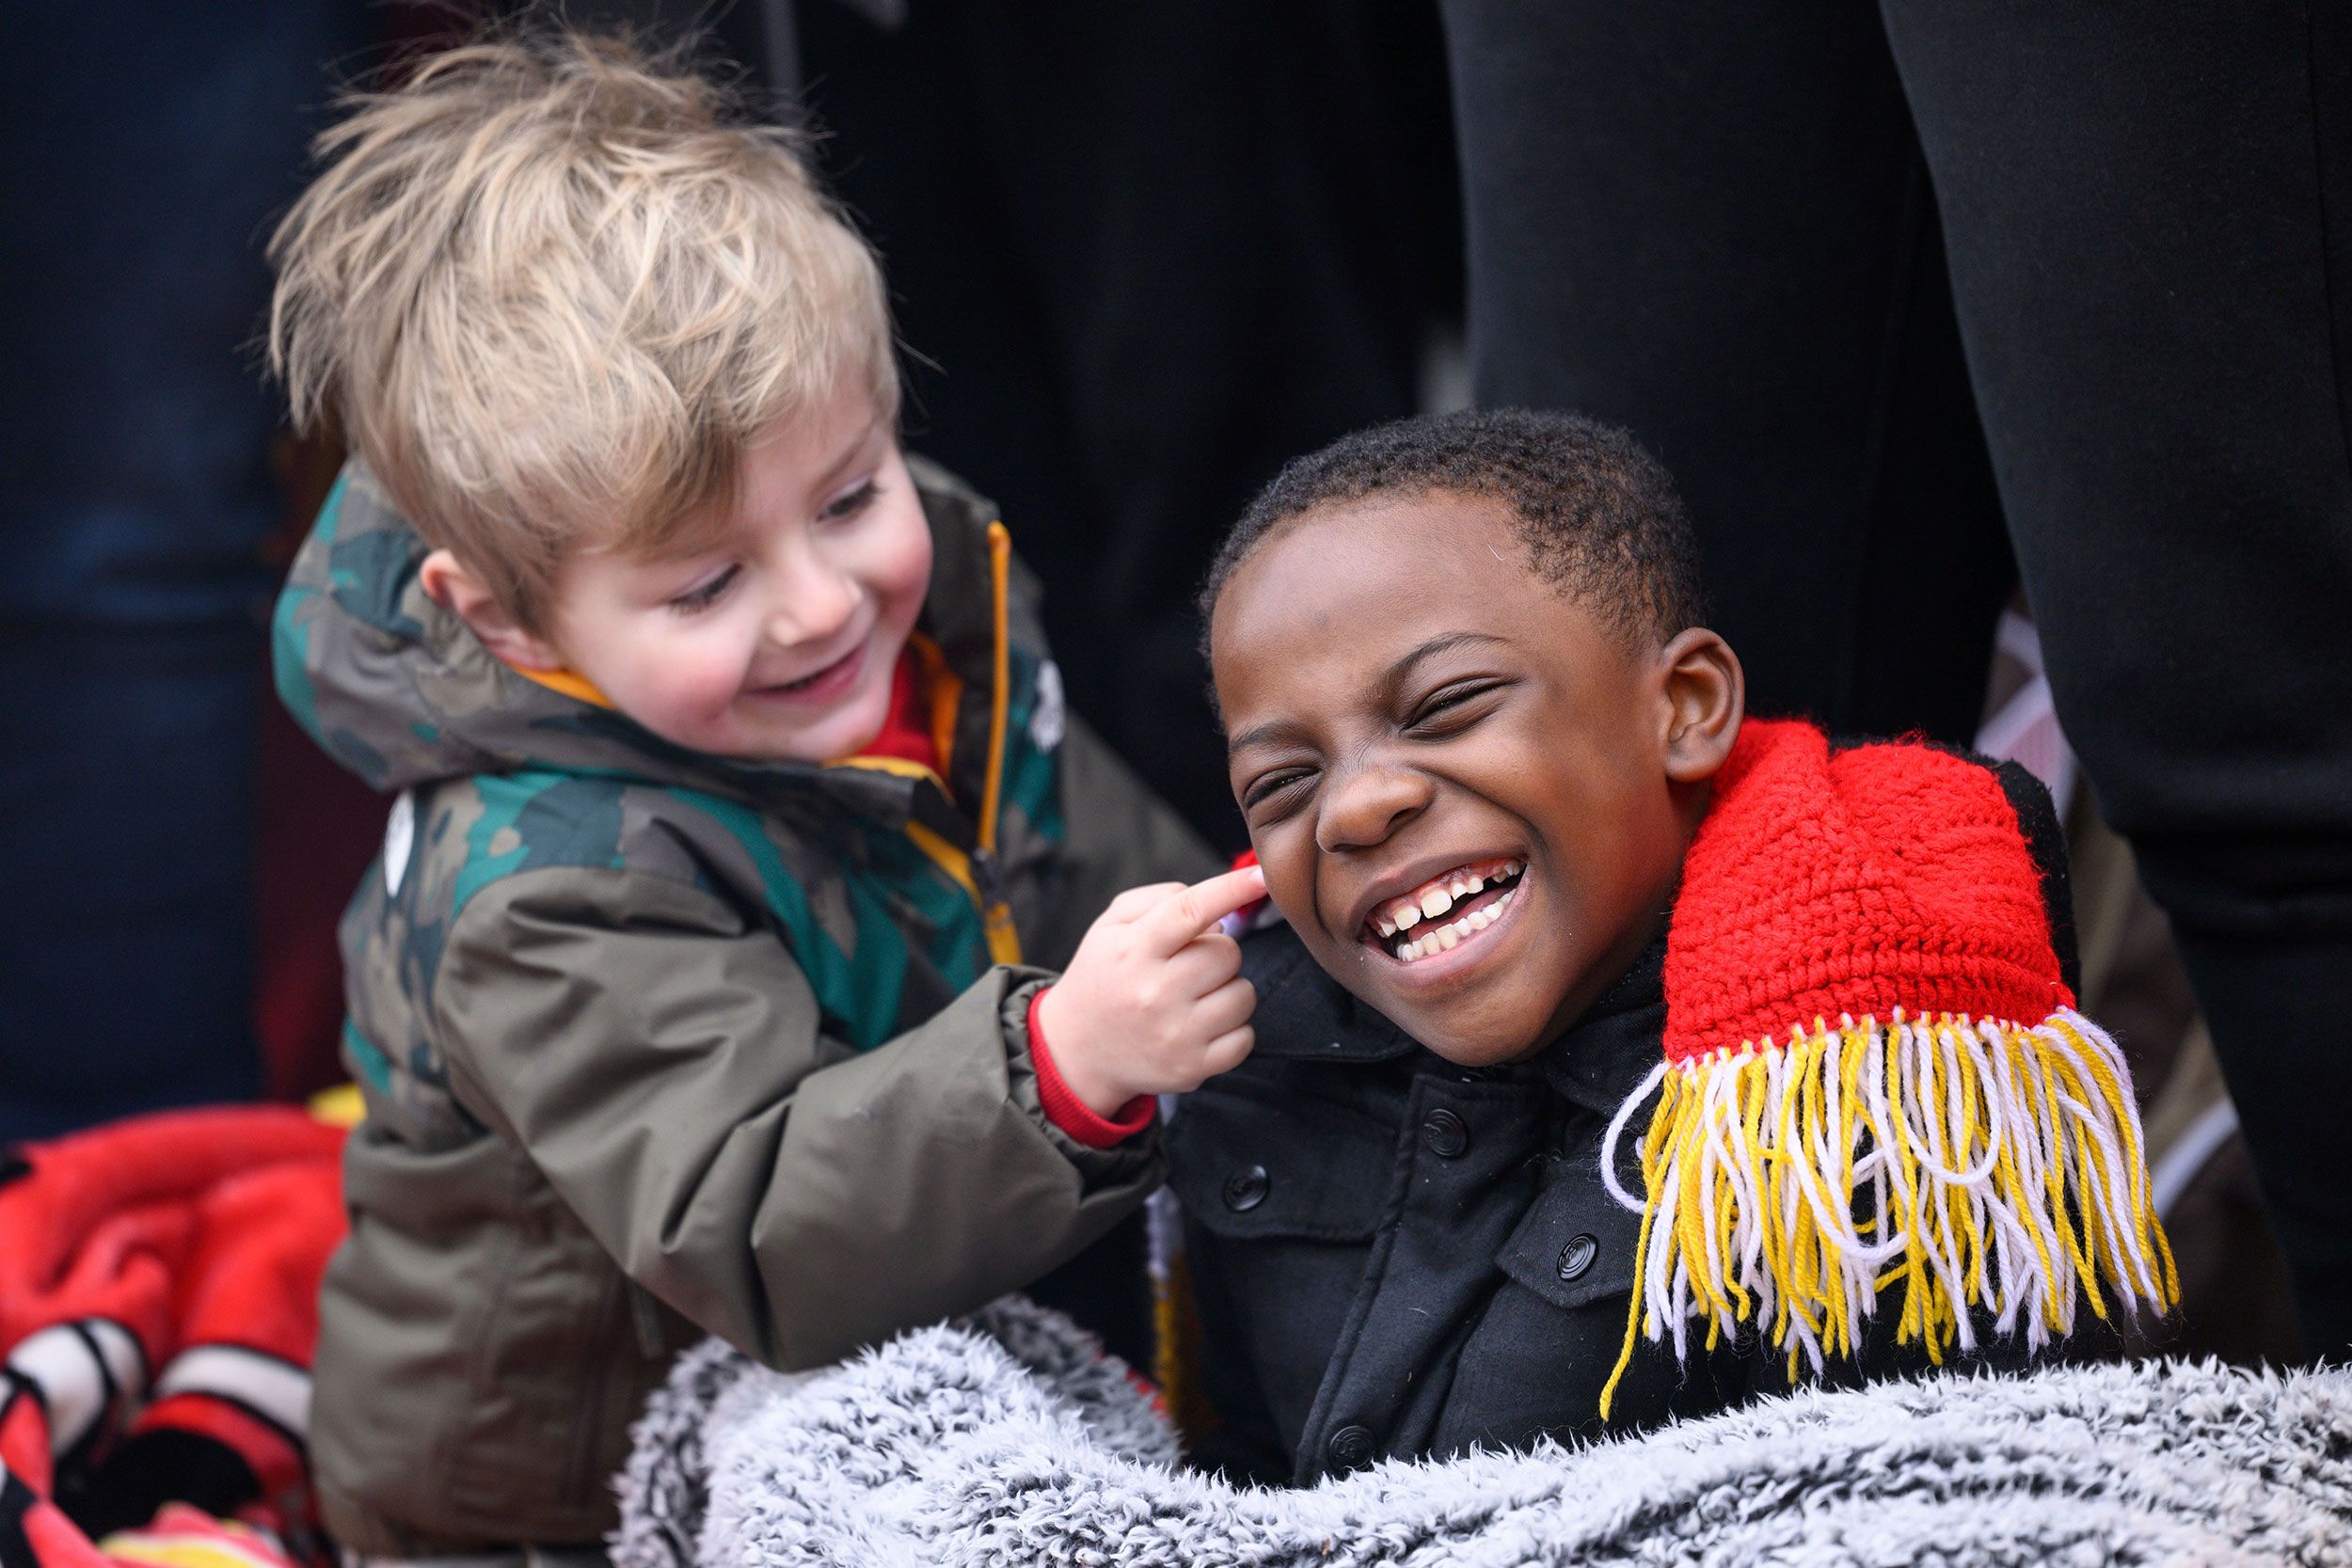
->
<box><xmin>273</xmin><ymin>456</ymin><xmax>1213</xmax><ymax>1554</ymax></box>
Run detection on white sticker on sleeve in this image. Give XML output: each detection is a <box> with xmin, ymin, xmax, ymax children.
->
<box><xmin>383</xmin><ymin>788</ymin><xmax>416</xmax><ymax>897</ymax></box>
<box><xmin>1030</xmin><ymin>659</ymin><xmax>1067</xmax><ymax>753</ymax></box>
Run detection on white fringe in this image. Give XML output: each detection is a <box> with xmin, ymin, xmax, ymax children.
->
<box><xmin>1602</xmin><ymin>1007</ymin><xmax>2171</xmax><ymax>1385</ymax></box>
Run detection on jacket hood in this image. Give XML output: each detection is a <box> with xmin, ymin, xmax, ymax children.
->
<box><xmin>272</xmin><ymin>455</ymin><xmax>1025</xmax><ymax>820</ymax></box>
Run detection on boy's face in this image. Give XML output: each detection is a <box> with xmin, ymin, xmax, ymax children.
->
<box><xmin>1211</xmin><ymin>493</ymin><xmax>1740</xmax><ymax>1067</ymax></box>
<box><xmin>545</xmin><ymin>380</ymin><xmax>933</xmax><ymax>764</ymax></box>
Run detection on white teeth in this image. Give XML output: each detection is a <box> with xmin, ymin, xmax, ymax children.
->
<box><xmin>1391</xmin><ymin>902</ymin><xmax>1519</xmax><ymax>963</ymax></box>
<box><xmin>1380</xmin><ymin>862</ymin><xmax>1532</xmax><ymax>961</ymax></box>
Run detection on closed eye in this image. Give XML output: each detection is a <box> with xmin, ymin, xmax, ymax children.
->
<box><xmin>1406</xmin><ymin>679</ymin><xmax>1507</xmax><ymax>736</ymax></box>
<box><xmin>669</xmin><ymin>563</ymin><xmax>739</xmax><ymax>613</ymax></box>
<box><xmin>1242</xmin><ymin>767</ymin><xmax>1317</xmax><ymax>813</ymax></box>
<box><xmin>820</xmin><ymin>479</ymin><xmax>881</xmax><ymax>522</ymax></box>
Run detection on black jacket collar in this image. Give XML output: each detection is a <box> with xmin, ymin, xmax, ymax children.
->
<box><xmin>1534</xmin><ymin>937</ymin><xmax>1666</xmax><ymax>1117</ymax></box>
<box><xmin>1238</xmin><ymin>929</ymin><xmax>1418</xmax><ymax>1064</ymax></box>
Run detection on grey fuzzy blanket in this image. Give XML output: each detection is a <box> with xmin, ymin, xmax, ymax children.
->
<box><xmin>611</xmin><ymin>1298</ymin><xmax>2352</xmax><ymax>1567</ymax></box>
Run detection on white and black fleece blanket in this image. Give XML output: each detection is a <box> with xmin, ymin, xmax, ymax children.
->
<box><xmin>612</xmin><ymin>1297</ymin><xmax>2352</xmax><ymax>1567</ymax></box>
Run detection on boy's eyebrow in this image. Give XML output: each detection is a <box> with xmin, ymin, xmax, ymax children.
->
<box><xmin>1370</xmin><ymin>630</ymin><xmax>1509</xmax><ymax>705</ymax></box>
<box><xmin>1387</xmin><ymin>630</ymin><xmax>1506</xmax><ymax>680</ymax></box>
<box><xmin>1225</xmin><ymin>631</ymin><xmax>1506</xmax><ymax>753</ymax></box>
<box><xmin>813</xmin><ymin>414</ymin><xmax>888</xmax><ymax>488</ymax></box>
<box><xmin>1226</xmin><ymin>716</ymin><xmax>1311</xmax><ymax>753</ymax></box>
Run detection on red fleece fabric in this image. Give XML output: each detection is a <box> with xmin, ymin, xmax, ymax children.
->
<box><xmin>0</xmin><ymin>1106</ymin><xmax>345</xmax><ymax>1563</ymax></box>
<box><xmin>1026</xmin><ymin>990</ymin><xmax>1153</xmax><ymax>1148</ymax></box>
<box><xmin>1662</xmin><ymin>720</ymin><xmax>2072</xmax><ymax>1063</ymax></box>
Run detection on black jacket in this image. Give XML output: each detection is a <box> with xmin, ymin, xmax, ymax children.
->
<box><xmin>1170</xmin><ymin>778</ymin><xmax>2094</xmax><ymax>1488</ymax></box>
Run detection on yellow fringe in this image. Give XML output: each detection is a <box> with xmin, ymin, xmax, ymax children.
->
<box><xmin>1597</xmin><ymin>1007</ymin><xmax>2177</xmax><ymax>1419</ymax></box>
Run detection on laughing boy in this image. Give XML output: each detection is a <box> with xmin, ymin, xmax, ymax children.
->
<box><xmin>1174</xmin><ymin>408</ymin><xmax>2174</xmax><ymax>1483</ymax></box>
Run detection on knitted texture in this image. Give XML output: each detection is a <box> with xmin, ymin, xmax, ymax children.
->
<box><xmin>1600</xmin><ymin>720</ymin><xmax>2171</xmax><ymax>1413</ymax></box>
<box><xmin>612</xmin><ymin>1296</ymin><xmax>2352</xmax><ymax>1568</ymax></box>
<box><xmin>1662</xmin><ymin>720</ymin><xmax>2070</xmax><ymax>1062</ymax></box>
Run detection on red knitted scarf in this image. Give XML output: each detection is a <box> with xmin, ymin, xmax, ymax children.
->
<box><xmin>1598</xmin><ymin>719</ymin><xmax>2175</xmax><ymax>1414</ymax></box>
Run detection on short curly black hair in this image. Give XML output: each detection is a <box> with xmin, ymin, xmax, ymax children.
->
<box><xmin>1200</xmin><ymin>408</ymin><xmax>1705</xmax><ymax>649</ymax></box>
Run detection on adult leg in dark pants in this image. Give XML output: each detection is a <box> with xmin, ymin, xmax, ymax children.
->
<box><xmin>1879</xmin><ymin>0</ymin><xmax>2352</xmax><ymax>1355</ymax></box>
<box><xmin>0</xmin><ymin>5</ymin><xmax>369</xmax><ymax>1136</ymax></box>
<box><xmin>1441</xmin><ymin>0</ymin><xmax>2016</xmax><ymax>745</ymax></box>
<box><xmin>1443</xmin><ymin>0</ymin><xmax>2352</xmax><ymax>1354</ymax></box>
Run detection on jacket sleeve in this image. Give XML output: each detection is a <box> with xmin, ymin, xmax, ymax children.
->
<box><xmin>429</xmin><ymin>865</ymin><xmax>1164</xmax><ymax>1372</ymax></box>
<box><xmin>1024</xmin><ymin>715</ymin><xmax>1223</xmax><ymax>968</ymax></box>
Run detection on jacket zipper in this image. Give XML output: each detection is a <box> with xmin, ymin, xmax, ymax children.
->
<box><xmin>968</xmin><ymin>521</ymin><xmax>1020</xmax><ymax>963</ymax></box>
<box><xmin>832</xmin><ymin>520</ymin><xmax>1023</xmax><ymax>967</ymax></box>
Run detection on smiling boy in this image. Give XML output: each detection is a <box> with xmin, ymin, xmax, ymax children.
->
<box><xmin>1215</xmin><ymin>473</ymin><xmax>1733</xmax><ymax>1067</ymax></box>
<box><xmin>1173</xmin><ymin>409</ymin><xmax>2172</xmax><ymax>1484</ymax></box>
<box><xmin>417</xmin><ymin>381</ymin><xmax>940</xmax><ymax>766</ymax></box>
<box><xmin>266</xmin><ymin>34</ymin><xmax>1254</xmax><ymax>1559</ymax></box>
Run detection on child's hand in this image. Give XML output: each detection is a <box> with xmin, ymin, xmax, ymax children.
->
<box><xmin>1038</xmin><ymin>864</ymin><xmax>1268</xmax><ymax>1118</ymax></box>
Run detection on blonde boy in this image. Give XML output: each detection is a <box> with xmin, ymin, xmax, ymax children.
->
<box><xmin>269</xmin><ymin>32</ymin><xmax>1252</xmax><ymax>1558</ymax></box>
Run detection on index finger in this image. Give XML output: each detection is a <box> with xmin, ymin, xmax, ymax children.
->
<box><xmin>1100</xmin><ymin>881</ymin><xmax>1188</xmax><ymax>924</ymax></box>
<box><xmin>1139</xmin><ymin>864</ymin><xmax>1268</xmax><ymax>956</ymax></box>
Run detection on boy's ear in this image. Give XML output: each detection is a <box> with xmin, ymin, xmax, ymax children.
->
<box><xmin>418</xmin><ymin>548</ymin><xmax>567</xmax><ymax>673</ymax></box>
<box><xmin>1657</xmin><ymin>627</ymin><xmax>1745</xmax><ymax>784</ymax></box>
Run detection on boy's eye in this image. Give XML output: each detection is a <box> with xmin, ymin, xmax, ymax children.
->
<box><xmin>669</xmin><ymin>564</ymin><xmax>739</xmax><ymax>613</ymax></box>
<box><xmin>1407</xmin><ymin>679</ymin><xmax>1504</xmax><ymax>734</ymax></box>
<box><xmin>1242</xmin><ymin>767</ymin><xmax>1316</xmax><ymax>812</ymax></box>
<box><xmin>820</xmin><ymin>479</ymin><xmax>880</xmax><ymax>522</ymax></box>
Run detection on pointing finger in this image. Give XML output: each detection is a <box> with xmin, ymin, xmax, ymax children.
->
<box><xmin>1101</xmin><ymin>882</ymin><xmax>1187</xmax><ymax>924</ymax></box>
<box><xmin>1142</xmin><ymin>864</ymin><xmax>1268</xmax><ymax>956</ymax></box>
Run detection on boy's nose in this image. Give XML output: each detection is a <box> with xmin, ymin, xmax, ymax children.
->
<box><xmin>764</xmin><ymin>557</ymin><xmax>859</xmax><ymax>647</ymax></box>
<box><xmin>1316</xmin><ymin>761</ymin><xmax>1432</xmax><ymax>853</ymax></box>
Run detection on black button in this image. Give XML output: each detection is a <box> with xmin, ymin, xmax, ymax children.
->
<box><xmin>1222</xmin><ymin>1164</ymin><xmax>1269</xmax><ymax>1212</ymax></box>
<box><xmin>1327</xmin><ymin>1423</ymin><xmax>1375</xmax><ymax>1469</ymax></box>
<box><xmin>1421</xmin><ymin>1108</ymin><xmax>1469</xmax><ymax>1158</ymax></box>
<box><xmin>1556</xmin><ymin>1232</ymin><xmax>1598</xmax><ymax>1281</ymax></box>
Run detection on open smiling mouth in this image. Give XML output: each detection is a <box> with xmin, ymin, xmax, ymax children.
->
<box><xmin>753</xmin><ymin>641</ymin><xmax>864</xmax><ymax>700</ymax></box>
<box><xmin>1362</xmin><ymin>856</ymin><xmax>1525</xmax><ymax>964</ymax></box>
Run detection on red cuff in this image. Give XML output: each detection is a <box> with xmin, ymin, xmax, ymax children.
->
<box><xmin>1027</xmin><ymin>989</ymin><xmax>1153</xmax><ymax>1148</ymax></box>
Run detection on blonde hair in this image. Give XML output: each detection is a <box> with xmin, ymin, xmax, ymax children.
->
<box><xmin>268</xmin><ymin>28</ymin><xmax>898</xmax><ymax>631</ymax></box>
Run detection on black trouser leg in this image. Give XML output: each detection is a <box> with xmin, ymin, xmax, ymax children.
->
<box><xmin>1881</xmin><ymin>0</ymin><xmax>2352</xmax><ymax>1355</ymax></box>
<box><xmin>1439</xmin><ymin>0</ymin><xmax>2015</xmax><ymax>741</ymax></box>
<box><xmin>0</xmin><ymin>3</ymin><xmax>369</xmax><ymax>1134</ymax></box>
